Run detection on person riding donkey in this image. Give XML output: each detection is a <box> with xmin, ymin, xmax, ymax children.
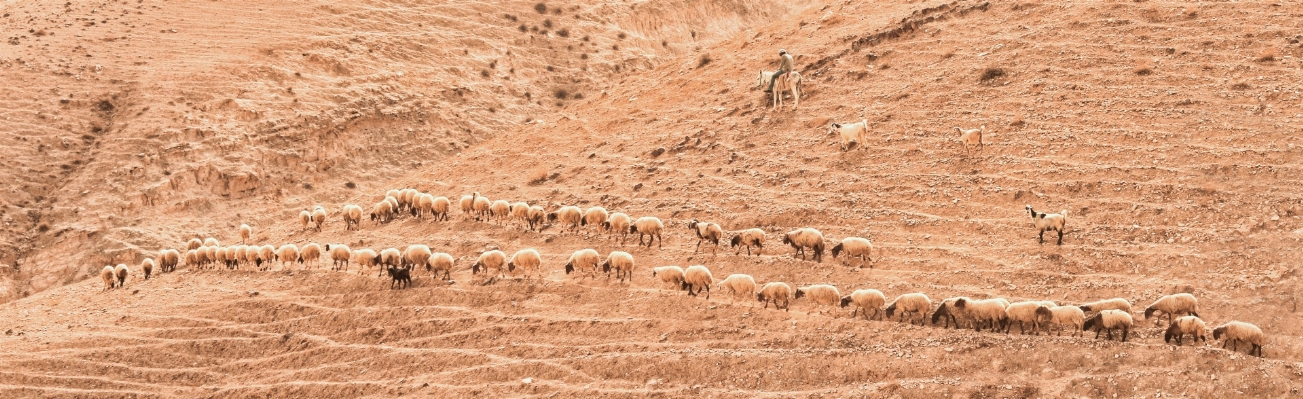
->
<box><xmin>766</xmin><ymin>49</ymin><xmax>795</xmax><ymax>93</ymax></box>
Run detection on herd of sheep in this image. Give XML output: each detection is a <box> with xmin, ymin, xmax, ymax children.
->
<box><xmin>100</xmin><ymin>187</ymin><xmax>1267</xmax><ymax>358</ymax></box>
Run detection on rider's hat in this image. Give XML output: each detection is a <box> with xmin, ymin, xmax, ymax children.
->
<box><xmin>779</xmin><ymin>49</ymin><xmax>787</xmax><ymax>54</ymax></box>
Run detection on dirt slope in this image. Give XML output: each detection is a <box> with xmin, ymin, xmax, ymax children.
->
<box><xmin>2</xmin><ymin>0</ymin><xmax>1303</xmax><ymax>397</ymax></box>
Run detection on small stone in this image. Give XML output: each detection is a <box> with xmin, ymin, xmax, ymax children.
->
<box><xmin>522</xmin><ymin>377</ymin><xmax>533</xmax><ymax>384</ymax></box>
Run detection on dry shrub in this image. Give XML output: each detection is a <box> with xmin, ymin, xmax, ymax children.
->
<box><xmin>534</xmin><ymin>3</ymin><xmax>547</xmax><ymax>14</ymax></box>
<box><xmin>1231</xmin><ymin>82</ymin><xmax>1252</xmax><ymax>90</ymax></box>
<box><xmin>554</xmin><ymin>88</ymin><xmax>568</xmax><ymax>99</ymax></box>
<box><xmin>528</xmin><ymin>170</ymin><xmax>549</xmax><ymax>185</ymax></box>
<box><xmin>344</xmin><ymin>182</ymin><xmax>356</xmax><ymax>189</ymax></box>
<box><xmin>617</xmin><ymin>32</ymin><xmax>627</xmax><ymax>40</ymax></box>
<box><xmin>1255</xmin><ymin>48</ymin><xmax>1277</xmax><ymax>62</ymax></box>
<box><xmin>978</xmin><ymin>67</ymin><xmax>1005</xmax><ymax>83</ymax></box>
<box><xmin>1134</xmin><ymin>60</ymin><xmax>1153</xmax><ymax>75</ymax></box>
<box><xmin>698</xmin><ymin>54</ymin><xmax>712</xmax><ymax>68</ymax></box>
<box><xmin>556</xmin><ymin>28</ymin><xmax>569</xmax><ymax>37</ymax></box>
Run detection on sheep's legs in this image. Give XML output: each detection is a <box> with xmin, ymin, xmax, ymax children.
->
<box><xmin>1038</xmin><ymin>230</ymin><xmax>1045</xmax><ymax>244</ymax></box>
<box><xmin>1057</xmin><ymin>230</ymin><xmax>1063</xmax><ymax>245</ymax></box>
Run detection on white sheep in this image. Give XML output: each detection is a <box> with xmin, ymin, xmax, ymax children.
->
<box><xmin>354</xmin><ymin>248</ymin><xmax>379</xmax><ymax>275</ymax></box>
<box><xmin>379</xmin><ymin>247</ymin><xmax>403</xmax><ymax>274</ymax></box>
<box><xmin>402</xmin><ymin>245</ymin><xmax>433</xmax><ymax>270</ymax></box>
<box><xmin>428</xmin><ymin>252</ymin><xmax>454</xmax><ymax>281</ymax></box>
<box><xmin>114</xmin><ymin>264</ymin><xmax>130</xmax><ymax>288</ymax></box>
<box><xmin>681</xmin><ymin>265</ymin><xmax>714</xmax><ymax>297</ymax></box>
<box><xmin>257</xmin><ymin>245</ymin><xmax>275</xmax><ymax>271</ymax></box>
<box><xmin>716</xmin><ymin>274</ymin><xmax>757</xmax><ymax>302</ymax></box>
<box><xmin>1083</xmin><ymin>309</ymin><xmax>1134</xmax><ymax>342</ymax></box>
<box><xmin>507</xmin><ymin>248</ymin><xmax>542</xmax><ymax>280</ymax></box>
<box><xmin>631</xmin><ymin>216</ymin><xmax>665</xmax><ymax>249</ymax></box>
<box><xmin>276</xmin><ymin>244</ymin><xmax>300</xmax><ymax>270</ymax></box>
<box><xmin>1212</xmin><ymin>321</ymin><xmax>1264</xmax><ymax>357</ymax></box>
<box><xmin>186</xmin><ymin>238</ymin><xmax>202</xmax><ymax>250</ymax></box>
<box><xmin>600</xmin><ymin>251</ymin><xmax>635</xmax><ymax>282</ymax></box>
<box><xmin>204</xmin><ymin>237</ymin><xmax>219</xmax><ymax>247</ymax></box>
<box><xmin>564</xmin><ymin>248</ymin><xmax>601</xmax><ymax>280</ymax></box>
<box><xmin>158</xmin><ymin>249</ymin><xmax>180</xmax><ymax>273</ymax></box>
<box><xmin>299</xmin><ymin>243</ymin><xmax>322</xmax><ymax>269</ymax></box>
<box><xmin>510</xmin><ymin>202</ymin><xmax>531</xmax><ymax>229</ymax></box>
<box><xmin>1047</xmin><ymin>305</ymin><xmax>1085</xmax><ymax>337</ymax></box>
<box><xmin>730</xmin><ymin>228</ymin><xmax>765</xmax><ymax>256</ymax></box>
<box><xmin>1025</xmin><ymin>205</ymin><xmax>1067</xmax><ymax>245</ymax></box>
<box><xmin>239</xmin><ymin>224</ymin><xmax>252</xmax><ymax>244</ymax></box>
<box><xmin>311</xmin><ymin>207</ymin><xmax>327</xmax><ymax>231</ymax></box>
<box><xmin>830</xmin><ymin>237</ymin><xmax>873</xmax><ymax>268</ymax></box>
<box><xmin>581</xmin><ymin>206</ymin><xmax>609</xmax><ymax>234</ymax></box>
<box><xmin>604</xmin><ymin>212</ymin><xmax>632</xmax><ymax>244</ymax></box>
<box><xmin>526</xmin><ymin>205</ymin><xmax>546</xmax><ymax>231</ymax></box>
<box><xmin>547</xmin><ymin>205</ymin><xmax>583</xmax><ymax>234</ymax></box>
<box><xmin>687</xmin><ymin>219</ymin><xmax>723</xmax><ymax>254</ymax></box>
<box><xmin>1144</xmin><ymin>293</ymin><xmax>1200</xmax><ymax>326</ymax></box>
<box><xmin>840</xmin><ymin>289</ymin><xmax>887</xmax><ymax>320</ymax></box>
<box><xmin>399</xmin><ymin>189</ymin><xmax>418</xmax><ymax>212</ymax></box>
<box><xmin>955</xmin><ymin>125</ymin><xmax>984</xmax><ymax>154</ymax></box>
<box><xmin>782</xmin><ymin>228</ymin><xmax>825</xmax><ymax>262</ymax></box>
<box><xmin>459</xmin><ymin>194</ymin><xmax>475</xmax><ymax>219</ymax></box>
<box><xmin>430</xmin><ymin>196</ymin><xmax>451</xmax><ymax>221</ymax></box>
<box><xmin>651</xmin><ymin>266</ymin><xmax>686</xmax><ymax>288</ymax></box>
<box><xmin>1079</xmin><ymin>298</ymin><xmax>1133</xmax><ymax>315</ymax></box>
<box><xmin>953</xmin><ymin>298</ymin><xmax>1009</xmax><ymax>332</ymax></box>
<box><xmin>471</xmin><ymin>192</ymin><xmax>492</xmax><ymax>221</ymax></box>
<box><xmin>386</xmin><ymin>189</ymin><xmax>402</xmax><ymax>206</ymax></box>
<box><xmin>384</xmin><ymin>196</ymin><xmax>399</xmax><ymax>214</ymax></box>
<box><xmin>489</xmin><ymin>200</ymin><xmax>512</xmax><ymax>224</ymax></box>
<box><xmin>243</xmin><ymin>245</ymin><xmax>260</xmax><ymax>268</ymax></box>
<box><xmin>1003</xmin><ymin>301</ymin><xmax>1054</xmax><ymax>335</ymax></box>
<box><xmin>930</xmin><ymin>297</ymin><xmax>972</xmax><ymax>328</ymax></box>
<box><xmin>299</xmin><ymin>209</ymin><xmax>312</xmax><ymax>230</ymax></box>
<box><xmin>885</xmin><ymin>293</ymin><xmax>931</xmax><ymax>325</ymax></box>
<box><xmin>795</xmin><ymin>284</ymin><xmax>842</xmax><ymax>313</ymax></box>
<box><xmin>371</xmin><ymin>200</ymin><xmax>394</xmax><ymax>224</ymax></box>
<box><xmin>325</xmin><ymin>244</ymin><xmax>351</xmax><ymax>271</ymax></box>
<box><xmin>1164</xmin><ymin>316</ymin><xmax>1208</xmax><ymax>346</ymax></box>
<box><xmin>472</xmin><ymin>249</ymin><xmax>507</xmax><ymax>284</ymax></box>
<box><xmin>757</xmin><ymin>282</ymin><xmax>793</xmax><ymax>311</ymax></box>
<box><xmin>829</xmin><ymin>120</ymin><xmax>868</xmax><ymax>151</ymax></box>
<box><xmin>413</xmin><ymin>193</ymin><xmax>435</xmax><ymax>218</ymax></box>
<box><xmin>342</xmin><ymin>204</ymin><xmax>363</xmax><ymax>230</ymax></box>
<box><xmin>100</xmin><ymin>265</ymin><xmax>116</xmax><ymax>290</ymax></box>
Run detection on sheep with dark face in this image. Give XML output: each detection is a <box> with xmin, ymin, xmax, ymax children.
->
<box><xmin>581</xmin><ymin>207</ymin><xmax>609</xmax><ymax>235</ymax></box>
<box><xmin>1164</xmin><ymin>316</ymin><xmax>1208</xmax><ymax>346</ymax></box>
<box><xmin>1144</xmin><ymin>293</ymin><xmax>1199</xmax><ymax>326</ymax></box>
<box><xmin>1212</xmin><ymin>321</ymin><xmax>1264</xmax><ymax>357</ymax></box>
<box><xmin>680</xmin><ymin>265</ymin><xmax>714</xmax><ymax>297</ymax></box>
<box><xmin>631</xmin><ymin>217</ymin><xmax>665</xmax><ymax>249</ymax></box>
<box><xmin>1025</xmin><ymin>205</ymin><xmax>1067</xmax><ymax>245</ymax></box>
<box><xmin>1003</xmin><ymin>301</ymin><xmax>1054</xmax><ymax>335</ymax></box>
<box><xmin>507</xmin><ymin>248</ymin><xmax>542</xmax><ymax>280</ymax></box>
<box><xmin>114</xmin><ymin>264</ymin><xmax>130</xmax><ymax>288</ymax></box>
<box><xmin>100</xmin><ymin>266</ymin><xmax>116</xmax><ymax>290</ymax></box>
<box><xmin>471</xmin><ymin>193</ymin><xmax>492</xmax><ymax>221</ymax></box>
<box><xmin>547</xmin><ymin>206</ymin><xmax>583</xmax><ymax>234</ymax></box>
<box><xmin>885</xmin><ymin>293</ymin><xmax>931</xmax><ymax>325</ymax></box>
<box><xmin>526</xmin><ymin>205</ymin><xmax>547</xmax><ymax>231</ymax></box>
<box><xmin>1083</xmin><ymin>310</ymin><xmax>1133</xmax><ymax>342</ymax></box>
<box><xmin>953</xmin><ymin>298</ymin><xmax>1009</xmax><ymax>332</ymax></box>
<box><xmin>841</xmin><ymin>289</ymin><xmax>886</xmax><ymax>320</ymax></box>
<box><xmin>564</xmin><ymin>249</ymin><xmax>601</xmax><ymax>280</ymax></box>
<box><xmin>428</xmin><ymin>253</ymin><xmax>454</xmax><ymax>281</ymax></box>
<box><xmin>325</xmin><ymin>244</ymin><xmax>351</xmax><ymax>271</ymax></box>
<box><xmin>757</xmin><ymin>282</ymin><xmax>793</xmax><ymax>311</ymax></box>
<box><xmin>931</xmin><ymin>297</ymin><xmax>972</xmax><ymax>329</ymax></box>
<box><xmin>687</xmin><ymin>220</ymin><xmax>723</xmax><ymax>254</ymax></box>
<box><xmin>603</xmin><ymin>212</ymin><xmax>632</xmax><ymax>244</ymax></box>
<box><xmin>311</xmin><ymin>206</ymin><xmax>327</xmax><ymax>231</ymax></box>
<box><xmin>600</xmin><ymin>251</ymin><xmax>635</xmax><ymax>283</ymax></box>
<box><xmin>472</xmin><ymin>250</ymin><xmax>507</xmax><ymax>284</ymax></box>
<box><xmin>342</xmin><ymin>204</ymin><xmax>363</xmax><ymax>230</ymax></box>
<box><xmin>651</xmin><ymin>266</ymin><xmax>686</xmax><ymax>288</ymax></box>
<box><xmin>830</xmin><ymin>237</ymin><xmax>873</xmax><ymax>268</ymax></box>
<box><xmin>782</xmin><ymin>228</ymin><xmax>825</xmax><ymax>262</ymax></box>
<box><xmin>730</xmin><ymin>228</ymin><xmax>765</xmax><ymax>256</ymax></box>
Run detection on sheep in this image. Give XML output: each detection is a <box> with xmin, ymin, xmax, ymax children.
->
<box><xmin>547</xmin><ymin>205</ymin><xmax>583</xmax><ymax>233</ymax></box>
<box><xmin>931</xmin><ymin>297</ymin><xmax>973</xmax><ymax>329</ymax></box>
<box><xmin>379</xmin><ymin>247</ymin><xmax>403</xmax><ymax>275</ymax></box>
<box><xmin>1165</xmin><ymin>316</ymin><xmax>1208</xmax><ymax>346</ymax></box>
<box><xmin>955</xmin><ymin>125</ymin><xmax>984</xmax><ymax>154</ymax></box>
<box><xmin>953</xmin><ymin>298</ymin><xmax>1009</xmax><ymax>332</ymax></box>
<box><xmin>243</xmin><ymin>245</ymin><xmax>260</xmax><ymax>267</ymax></box>
<box><xmin>325</xmin><ymin>244</ymin><xmax>351</xmax><ymax>271</ymax></box>
<box><xmin>100</xmin><ymin>265</ymin><xmax>116</xmax><ymax>290</ymax></box>
<box><xmin>603</xmin><ymin>212</ymin><xmax>632</xmax><ymax>244</ymax></box>
<box><xmin>370</xmin><ymin>200</ymin><xmax>394</xmax><ymax>224</ymax></box>
<box><xmin>681</xmin><ymin>265</ymin><xmax>714</xmax><ymax>297</ymax></box>
<box><xmin>1212</xmin><ymin>321</ymin><xmax>1264</xmax><ymax>357</ymax></box>
<box><xmin>795</xmin><ymin>284</ymin><xmax>842</xmax><ymax>313</ymax></box>
<box><xmin>275</xmin><ymin>244</ymin><xmax>300</xmax><ymax>270</ymax></box>
<box><xmin>472</xmin><ymin>250</ymin><xmax>507</xmax><ymax>284</ymax></box>
<box><xmin>687</xmin><ymin>220</ymin><xmax>723</xmax><ymax>254</ymax></box>
<box><xmin>354</xmin><ymin>248</ymin><xmax>379</xmax><ymax>275</ymax></box>
<box><xmin>204</xmin><ymin>237</ymin><xmax>219</xmax><ymax>247</ymax></box>
<box><xmin>1144</xmin><ymin>293</ymin><xmax>1199</xmax><ymax>326</ymax></box>
<box><xmin>387</xmin><ymin>266</ymin><xmax>412</xmax><ymax>289</ymax></box>
<box><xmin>1083</xmin><ymin>309</ymin><xmax>1134</xmax><ymax>342</ymax></box>
<box><xmin>300</xmin><ymin>209</ymin><xmax>312</xmax><ymax>230</ymax></box>
<box><xmin>239</xmin><ymin>224</ymin><xmax>252</xmax><ymax>244</ymax></box>
<box><xmin>428</xmin><ymin>252</ymin><xmax>454</xmax><ymax>281</ymax></box>
<box><xmin>140</xmin><ymin>258</ymin><xmax>155</xmax><ymax>280</ymax></box>
<box><xmin>507</xmin><ymin>248</ymin><xmax>542</xmax><ymax>280</ymax></box>
<box><xmin>459</xmin><ymin>194</ymin><xmax>475</xmax><ymax>218</ymax></box>
<box><xmin>564</xmin><ymin>248</ymin><xmax>601</xmax><ymax>280</ymax></box>
<box><xmin>489</xmin><ymin>200</ymin><xmax>512</xmax><ymax>224</ymax></box>
<box><xmin>399</xmin><ymin>189</ymin><xmax>418</xmax><ymax>213</ymax></box>
<box><xmin>631</xmin><ymin>216</ymin><xmax>665</xmax><ymax>249</ymax></box>
<box><xmin>782</xmin><ymin>228</ymin><xmax>825</xmax><ymax>262</ymax></box>
<box><xmin>730</xmin><ymin>228</ymin><xmax>765</xmax><ymax>256</ymax></box>
<box><xmin>337</xmin><ymin>204</ymin><xmax>361</xmax><ymax>231</ymax></box>
<box><xmin>186</xmin><ymin>238</ymin><xmax>202</xmax><ymax>250</ymax></box>
<box><xmin>600</xmin><ymin>251</ymin><xmax>635</xmax><ymax>283</ymax></box>
<box><xmin>717</xmin><ymin>274</ymin><xmax>757</xmax><ymax>302</ymax></box>
<box><xmin>114</xmin><ymin>264</ymin><xmax>130</xmax><ymax>288</ymax></box>
<box><xmin>402</xmin><ymin>245</ymin><xmax>433</xmax><ymax>270</ymax></box>
<box><xmin>412</xmin><ymin>193</ymin><xmax>435</xmax><ymax>218</ymax></box>
<box><xmin>232</xmin><ymin>245</ymin><xmax>248</xmax><ymax>269</ymax></box>
<box><xmin>509</xmin><ymin>202</ymin><xmax>531</xmax><ymax>229</ymax></box>
<box><xmin>159</xmin><ymin>249</ymin><xmax>180</xmax><ymax>273</ymax></box>
<box><xmin>386</xmin><ymin>189</ymin><xmax>402</xmax><ymax>206</ymax></box>
<box><xmin>581</xmin><ymin>206</ymin><xmax>609</xmax><ymax>234</ymax></box>
<box><xmin>257</xmin><ymin>245</ymin><xmax>275</xmax><ymax>271</ymax></box>
<box><xmin>829</xmin><ymin>120</ymin><xmax>868</xmax><ymax>151</ymax></box>
<box><xmin>384</xmin><ymin>196</ymin><xmax>400</xmax><ymax>215</ymax></box>
<box><xmin>1047</xmin><ymin>305</ymin><xmax>1085</xmax><ymax>337</ymax></box>
<box><xmin>430</xmin><ymin>196</ymin><xmax>451</xmax><ymax>221</ymax></box>
<box><xmin>1079</xmin><ymin>298</ymin><xmax>1133</xmax><ymax>315</ymax></box>
<box><xmin>471</xmin><ymin>192</ymin><xmax>492</xmax><ymax>221</ymax></box>
<box><xmin>298</xmin><ymin>243</ymin><xmax>322</xmax><ymax>269</ymax></box>
<box><xmin>1025</xmin><ymin>205</ymin><xmax>1067</xmax><ymax>245</ymax></box>
<box><xmin>1003</xmin><ymin>301</ymin><xmax>1054</xmax><ymax>335</ymax></box>
<box><xmin>885</xmin><ymin>293</ymin><xmax>932</xmax><ymax>325</ymax></box>
<box><xmin>841</xmin><ymin>289</ymin><xmax>887</xmax><ymax>320</ymax></box>
<box><xmin>757</xmin><ymin>282</ymin><xmax>793</xmax><ymax>311</ymax></box>
<box><xmin>830</xmin><ymin>237</ymin><xmax>873</xmax><ymax>268</ymax></box>
<box><xmin>526</xmin><ymin>206</ymin><xmax>546</xmax><ymax>231</ymax></box>
<box><xmin>651</xmin><ymin>266</ymin><xmax>686</xmax><ymax>288</ymax></box>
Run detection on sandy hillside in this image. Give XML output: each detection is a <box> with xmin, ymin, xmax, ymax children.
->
<box><xmin>2</xmin><ymin>0</ymin><xmax>1303</xmax><ymax>397</ymax></box>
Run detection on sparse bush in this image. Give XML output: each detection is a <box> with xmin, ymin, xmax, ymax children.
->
<box><xmin>662</xmin><ymin>40</ymin><xmax>668</xmax><ymax>47</ymax></box>
<box><xmin>698</xmin><ymin>54</ymin><xmax>712</xmax><ymax>68</ymax></box>
<box><xmin>617</xmin><ymin>32</ymin><xmax>627</xmax><ymax>39</ymax></box>
<box><xmin>519</xmin><ymin>24</ymin><xmax>527</xmax><ymax>32</ymax></box>
<box><xmin>979</xmin><ymin>67</ymin><xmax>1006</xmax><ymax>83</ymax></box>
<box><xmin>581</xmin><ymin>53</ymin><xmax>588</xmax><ymax>59</ymax></box>
<box><xmin>555</xmin><ymin>89</ymin><xmax>569</xmax><ymax>99</ymax></box>
<box><xmin>534</xmin><ymin>3</ymin><xmax>547</xmax><ymax>14</ymax></box>
<box><xmin>557</xmin><ymin>28</ymin><xmax>569</xmax><ymax>37</ymax></box>
<box><xmin>1134</xmin><ymin>66</ymin><xmax>1153</xmax><ymax>76</ymax></box>
<box><xmin>543</xmin><ymin>19</ymin><xmax>553</xmax><ymax>28</ymax></box>
<box><xmin>504</xmin><ymin>14</ymin><xmax>517</xmax><ymax>21</ymax></box>
<box><xmin>582</xmin><ymin>35</ymin><xmax>590</xmax><ymax>42</ymax></box>
<box><xmin>1256</xmin><ymin>48</ymin><xmax>1277</xmax><ymax>62</ymax></box>
<box><xmin>1231</xmin><ymin>82</ymin><xmax>1252</xmax><ymax>90</ymax></box>
<box><xmin>489</xmin><ymin>60</ymin><xmax>496</xmax><ymax>69</ymax></box>
<box><xmin>303</xmin><ymin>183</ymin><xmax>314</xmax><ymax>190</ymax></box>
<box><xmin>572</xmin><ymin>93</ymin><xmax>583</xmax><ymax>100</ymax></box>
<box><xmin>345</xmin><ymin>182</ymin><xmax>356</xmax><ymax>189</ymax></box>
<box><xmin>481</xmin><ymin>69</ymin><xmax>490</xmax><ymax>77</ymax></box>
<box><xmin>612</xmin><ymin>44</ymin><xmax>619</xmax><ymax>50</ymax></box>
<box><xmin>546</xmin><ymin>65</ymin><xmax>555</xmax><ymax>71</ymax></box>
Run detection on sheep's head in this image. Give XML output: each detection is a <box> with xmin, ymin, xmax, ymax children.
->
<box><xmin>953</xmin><ymin>298</ymin><xmax>969</xmax><ymax>309</ymax></box>
<box><xmin>687</xmin><ymin>220</ymin><xmax>699</xmax><ymax>230</ymax></box>
<box><xmin>1034</xmin><ymin>306</ymin><xmax>1054</xmax><ymax>324</ymax></box>
<box><xmin>1083</xmin><ymin>314</ymin><xmax>1102</xmax><ymax>331</ymax></box>
<box><xmin>547</xmin><ymin>212</ymin><xmax>558</xmax><ymax>222</ymax></box>
<box><xmin>506</xmin><ymin>262</ymin><xmax>516</xmax><ymax>272</ymax></box>
<box><xmin>629</xmin><ymin>225</ymin><xmax>638</xmax><ymax>234</ymax></box>
<box><xmin>730</xmin><ymin>235</ymin><xmax>743</xmax><ymax>247</ymax></box>
<box><xmin>1143</xmin><ymin>307</ymin><xmax>1158</xmax><ymax>320</ymax></box>
<box><xmin>564</xmin><ymin>262</ymin><xmax>574</xmax><ymax>274</ymax></box>
<box><xmin>884</xmin><ymin>303</ymin><xmax>897</xmax><ymax>318</ymax></box>
<box><xmin>756</xmin><ymin>292</ymin><xmax>766</xmax><ymax>302</ymax></box>
<box><xmin>827</xmin><ymin>123</ymin><xmax>842</xmax><ymax>136</ymax></box>
<box><xmin>472</xmin><ymin>261</ymin><xmax>482</xmax><ymax>274</ymax></box>
<box><xmin>830</xmin><ymin>243</ymin><xmax>843</xmax><ymax>258</ymax></box>
<box><xmin>600</xmin><ymin>261</ymin><xmax>611</xmax><ymax>273</ymax></box>
<box><xmin>839</xmin><ymin>295</ymin><xmax>853</xmax><ymax>308</ymax></box>
<box><xmin>1078</xmin><ymin>304</ymin><xmax>1092</xmax><ymax>312</ymax></box>
<box><xmin>1212</xmin><ymin>327</ymin><xmax>1226</xmax><ymax>340</ymax></box>
<box><xmin>794</xmin><ymin>289</ymin><xmax>806</xmax><ymax>299</ymax></box>
<box><xmin>930</xmin><ymin>303</ymin><xmax>950</xmax><ymax>324</ymax></box>
<box><xmin>781</xmin><ymin>235</ymin><xmax>793</xmax><ymax>246</ymax></box>
<box><xmin>1164</xmin><ymin>323</ymin><xmax>1182</xmax><ymax>343</ymax></box>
